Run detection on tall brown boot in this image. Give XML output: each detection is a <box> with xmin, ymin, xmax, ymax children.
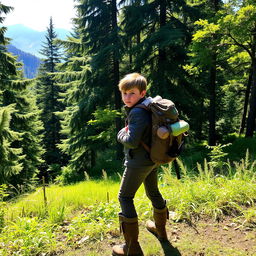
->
<box><xmin>146</xmin><ymin>206</ymin><xmax>169</xmax><ymax>241</ymax></box>
<box><xmin>112</xmin><ymin>215</ymin><xmax>144</xmax><ymax>256</ymax></box>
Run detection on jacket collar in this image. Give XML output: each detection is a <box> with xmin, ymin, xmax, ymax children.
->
<box><xmin>124</xmin><ymin>97</ymin><xmax>146</xmax><ymax>113</ymax></box>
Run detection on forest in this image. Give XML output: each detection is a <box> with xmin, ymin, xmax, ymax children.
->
<box><xmin>0</xmin><ymin>0</ymin><xmax>256</xmax><ymax>189</ymax></box>
<box><xmin>0</xmin><ymin>0</ymin><xmax>256</xmax><ymax>255</ymax></box>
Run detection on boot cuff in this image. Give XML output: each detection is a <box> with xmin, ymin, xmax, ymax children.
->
<box><xmin>119</xmin><ymin>214</ymin><xmax>138</xmax><ymax>223</ymax></box>
<box><xmin>153</xmin><ymin>206</ymin><xmax>168</xmax><ymax>214</ymax></box>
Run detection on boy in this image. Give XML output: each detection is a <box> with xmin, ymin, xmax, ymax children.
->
<box><xmin>112</xmin><ymin>73</ymin><xmax>169</xmax><ymax>256</ymax></box>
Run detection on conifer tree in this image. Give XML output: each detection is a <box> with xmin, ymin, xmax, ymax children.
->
<box><xmin>52</xmin><ymin>1</ymin><xmax>125</xmax><ymax>180</ymax></box>
<box><xmin>0</xmin><ymin>3</ymin><xmax>44</xmax><ymax>186</ymax></box>
<box><xmin>0</xmin><ymin>105</ymin><xmax>23</xmax><ymax>184</ymax></box>
<box><xmin>36</xmin><ymin>17</ymin><xmax>66</xmax><ymax>180</ymax></box>
<box><xmin>77</xmin><ymin>0</ymin><xmax>123</xmax><ymax>158</ymax></box>
<box><xmin>55</xmin><ymin>32</ymin><xmax>95</xmax><ymax>179</ymax></box>
<box><xmin>7</xmin><ymin>84</ymin><xmax>44</xmax><ymax>187</ymax></box>
<box><xmin>0</xmin><ymin>5</ymin><xmax>24</xmax><ymax>184</ymax></box>
<box><xmin>121</xmin><ymin>0</ymin><xmax>195</xmax><ymax>96</ymax></box>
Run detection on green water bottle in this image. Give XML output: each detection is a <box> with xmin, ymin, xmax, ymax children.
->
<box><xmin>169</xmin><ymin>120</ymin><xmax>189</xmax><ymax>136</ymax></box>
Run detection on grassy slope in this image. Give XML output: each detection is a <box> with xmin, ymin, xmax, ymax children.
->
<box><xmin>1</xmin><ymin>162</ymin><xmax>256</xmax><ymax>256</ymax></box>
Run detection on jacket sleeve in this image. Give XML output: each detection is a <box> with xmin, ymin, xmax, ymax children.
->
<box><xmin>117</xmin><ymin>108</ymin><xmax>148</xmax><ymax>149</ymax></box>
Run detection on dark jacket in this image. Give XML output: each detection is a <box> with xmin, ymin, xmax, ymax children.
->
<box><xmin>117</xmin><ymin>98</ymin><xmax>155</xmax><ymax>167</ymax></box>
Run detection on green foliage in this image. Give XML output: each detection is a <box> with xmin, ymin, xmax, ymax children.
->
<box><xmin>1</xmin><ymin>0</ymin><xmax>256</xmax><ymax>191</ymax></box>
<box><xmin>66</xmin><ymin>202</ymin><xmax>119</xmax><ymax>244</ymax></box>
<box><xmin>161</xmin><ymin>151</ymin><xmax>256</xmax><ymax>222</ymax></box>
<box><xmin>88</xmin><ymin>108</ymin><xmax>121</xmax><ymax>143</ymax></box>
<box><xmin>35</xmin><ymin>17</ymin><xmax>66</xmax><ymax>180</ymax></box>
<box><xmin>0</xmin><ymin>3</ymin><xmax>44</xmax><ymax>188</ymax></box>
<box><xmin>0</xmin><ymin>184</ymin><xmax>8</xmax><ymax>232</ymax></box>
<box><xmin>0</xmin><ymin>217</ymin><xmax>56</xmax><ymax>255</ymax></box>
<box><xmin>7</xmin><ymin>88</ymin><xmax>44</xmax><ymax>188</ymax></box>
<box><xmin>44</xmin><ymin>0</ymin><xmax>256</xmax><ymax>183</ymax></box>
<box><xmin>193</xmin><ymin>19</ymin><xmax>220</xmax><ymax>41</ymax></box>
<box><xmin>207</xmin><ymin>143</ymin><xmax>230</xmax><ymax>170</ymax></box>
<box><xmin>218</xmin><ymin>2</ymin><xmax>256</xmax><ymax>137</ymax></box>
<box><xmin>0</xmin><ymin>82</ymin><xmax>44</xmax><ymax>187</ymax></box>
<box><xmin>0</xmin><ymin>106</ymin><xmax>23</xmax><ymax>183</ymax></box>
<box><xmin>56</xmin><ymin>165</ymin><xmax>85</xmax><ymax>185</ymax></box>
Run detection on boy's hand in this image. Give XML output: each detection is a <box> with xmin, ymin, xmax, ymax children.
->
<box><xmin>125</xmin><ymin>126</ymin><xmax>129</xmax><ymax>132</ymax></box>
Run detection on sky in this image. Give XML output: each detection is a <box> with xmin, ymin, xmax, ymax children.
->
<box><xmin>1</xmin><ymin>0</ymin><xmax>77</xmax><ymax>31</ymax></box>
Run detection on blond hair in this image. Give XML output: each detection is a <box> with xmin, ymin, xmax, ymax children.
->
<box><xmin>118</xmin><ymin>73</ymin><xmax>147</xmax><ymax>92</ymax></box>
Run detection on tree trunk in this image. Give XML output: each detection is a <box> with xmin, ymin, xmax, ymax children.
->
<box><xmin>90</xmin><ymin>149</ymin><xmax>96</xmax><ymax>169</ymax></box>
<box><xmin>129</xmin><ymin>39</ymin><xmax>132</xmax><ymax>70</ymax></box>
<box><xmin>156</xmin><ymin>0</ymin><xmax>167</xmax><ymax>95</ymax></box>
<box><xmin>239</xmin><ymin>68</ymin><xmax>252</xmax><ymax>135</ymax></box>
<box><xmin>136</xmin><ymin>32</ymin><xmax>141</xmax><ymax>73</ymax></box>
<box><xmin>245</xmin><ymin>57</ymin><xmax>256</xmax><ymax>137</ymax></box>
<box><xmin>245</xmin><ymin>26</ymin><xmax>256</xmax><ymax>137</ymax></box>
<box><xmin>197</xmin><ymin>99</ymin><xmax>204</xmax><ymax>140</ymax></box>
<box><xmin>208</xmin><ymin>0</ymin><xmax>220</xmax><ymax>145</ymax></box>
<box><xmin>111</xmin><ymin>0</ymin><xmax>123</xmax><ymax>159</ymax></box>
<box><xmin>208</xmin><ymin>52</ymin><xmax>217</xmax><ymax>146</ymax></box>
<box><xmin>159</xmin><ymin>0</ymin><xmax>167</xmax><ymax>63</ymax></box>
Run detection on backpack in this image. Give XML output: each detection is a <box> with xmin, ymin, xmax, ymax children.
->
<box><xmin>136</xmin><ymin>96</ymin><xmax>189</xmax><ymax>167</ymax></box>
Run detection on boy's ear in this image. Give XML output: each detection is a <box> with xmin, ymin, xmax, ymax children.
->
<box><xmin>141</xmin><ymin>90</ymin><xmax>146</xmax><ymax>97</ymax></box>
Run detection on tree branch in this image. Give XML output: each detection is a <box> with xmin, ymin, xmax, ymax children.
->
<box><xmin>228</xmin><ymin>32</ymin><xmax>252</xmax><ymax>58</ymax></box>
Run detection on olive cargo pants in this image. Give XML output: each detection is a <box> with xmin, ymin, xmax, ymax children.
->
<box><xmin>118</xmin><ymin>165</ymin><xmax>166</xmax><ymax>218</ymax></box>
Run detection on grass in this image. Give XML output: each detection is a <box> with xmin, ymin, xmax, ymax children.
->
<box><xmin>0</xmin><ymin>151</ymin><xmax>256</xmax><ymax>255</ymax></box>
<box><xmin>5</xmin><ymin>180</ymin><xmax>120</xmax><ymax>223</ymax></box>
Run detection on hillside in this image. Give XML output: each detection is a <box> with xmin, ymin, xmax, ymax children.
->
<box><xmin>7</xmin><ymin>44</ymin><xmax>41</xmax><ymax>78</ymax></box>
<box><xmin>6</xmin><ymin>24</ymin><xmax>70</xmax><ymax>57</ymax></box>
<box><xmin>1</xmin><ymin>170</ymin><xmax>255</xmax><ymax>255</ymax></box>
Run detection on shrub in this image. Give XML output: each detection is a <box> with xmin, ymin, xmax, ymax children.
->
<box><xmin>55</xmin><ymin>165</ymin><xmax>85</xmax><ymax>185</ymax></box>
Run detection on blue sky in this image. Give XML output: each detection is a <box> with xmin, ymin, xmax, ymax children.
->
<box><xmin>1</xmin><ymin>0</ymin><xmax>76</xmax><ymax>31</ymax></box>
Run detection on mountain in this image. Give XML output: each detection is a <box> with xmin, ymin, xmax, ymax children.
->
<box><xmin>6</xmin><ymin>24</ymin><xmax>70</xmax><ymax>57</ymax></box>
<box><xmin>7</xmin><ymin>44</ymin><xmax>41</xmax><ymax>78</ymax></box>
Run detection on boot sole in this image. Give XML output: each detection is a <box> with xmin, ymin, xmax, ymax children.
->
<box><xmin>146</xmin><ymin>227</ymin><xmax>168</xmax><ymax>242</ymax></box>
<box><xmin>112</xmin><ymin>252</ymin><xmax>144</xmax><ymax>256</ymax></box>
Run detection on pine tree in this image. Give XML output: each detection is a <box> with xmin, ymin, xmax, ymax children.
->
<box><xmin>7</xmin><ymin>84</ymin><xmax>44</xmax><ymax>187</ymax></box>
<box><xmin>0</xmin><ymin>3</ymin><xmax>44</xmax><ymax>186</ymax></box>
<box><xmin>0</xmin><ymin>105</ymin><xmax>23</xmax><ymax>184</ymax></box>
<box><xmin>0</xmin><ymin>4</ymin><xmax>23</xmax><ymax>184</ymax></box>
<box><xmin>36</xmin><ymin>17</ymin><xmax>66</xmax><ymax>180</ymax></box>
<box><xmin>121</xmin><ymin>0</ymin><xmax>195</xmax><ymax>96</ymax></box>
<box><xmin>52</xmin><ymin>0</ymin><xmax>126</xmax><ymax>180</ymax></box>
<box><xmin>77</xmin><ymin>0</ymin><xmax>123</xmax><ymax>158</ymax></box>
<box><xmin>55</xmin><ymin>31</ymin><xmax>95</xmax><ymax>179</ymax></box>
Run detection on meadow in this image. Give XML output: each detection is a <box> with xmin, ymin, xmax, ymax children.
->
<box><xmin>0</xmin><ymin>151</ymin><xmax>256</xmax><ymax>255</ymax></box>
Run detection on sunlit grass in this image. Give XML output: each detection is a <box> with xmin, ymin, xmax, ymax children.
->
<box><xmin>1</xmin><ymin>151</ymin><xmax>256</xmax><ymax>255</ymax></box>
<box><xmin>159</xmin><ymin>153</ymin><xmax>256</xmax><ymax>222</ymax></box>
<box><xmin>6</xmin><ymin>180</ymin><xmax>120</xmax><ymax>222</ymax></box>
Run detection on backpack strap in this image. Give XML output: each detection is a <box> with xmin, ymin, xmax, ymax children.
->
<box><xmin>141</xmin><ymin>140</ymin><xmax>150</xmax><ymax>153</ymax></box>
<box><xmin>134</xmin><ymin>104</ymin><xmax>151</xmax><ymax>153</ymax></box>
<box><xmin>135</xmin><ymin>103</ymin><xmax>149</xmax><ymax>111</ymax></box>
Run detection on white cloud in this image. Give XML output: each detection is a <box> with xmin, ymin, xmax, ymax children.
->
<box><xmin>1</xmin><ymin>0</ymin><xmax>76</xmax><ymax>31</ymax></box>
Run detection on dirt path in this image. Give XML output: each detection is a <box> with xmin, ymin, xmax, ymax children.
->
<box><xmin>60</xmin><ymin>218</ymin><xmax>256</xmax><ymax>256</ymax></box>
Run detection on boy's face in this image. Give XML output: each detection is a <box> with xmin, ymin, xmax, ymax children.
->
<box><xmin>121</xmin><ymin>88</ymin><xmax>146</xmax><ymax>108</ymax></box>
